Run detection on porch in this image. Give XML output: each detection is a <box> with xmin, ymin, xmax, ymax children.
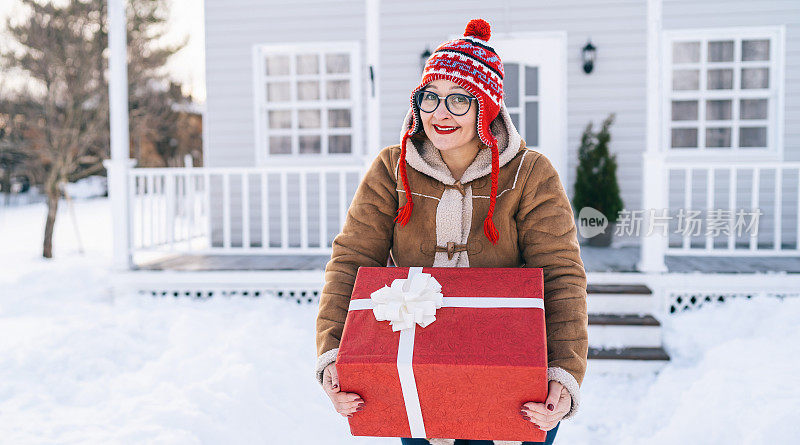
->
<box><xmin>105</xmin><ymin>160</ymin><xmax>800</xmax><ymax>373</ymax></box>
<box><xmin>132</xmin><ymin>245</ymin><xmax>800</xmax><ymax>274</ymax></box>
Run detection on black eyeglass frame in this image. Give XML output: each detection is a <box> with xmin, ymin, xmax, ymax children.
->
<box><xmin>415</xmin><ymin>90</ymin><xmax>478</xmax><ymax>116</ymax></box>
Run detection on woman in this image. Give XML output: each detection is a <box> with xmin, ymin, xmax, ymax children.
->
<box><xmin>314</xmin><ymin>19</ymin><xmax>588</xmax><ymax>445</ymax></box>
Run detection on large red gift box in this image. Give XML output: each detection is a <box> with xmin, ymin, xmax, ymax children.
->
<box><xmin>336</xmin><ymin>266</ymin><xmax>547</xmax><ymax>442</ymax></box>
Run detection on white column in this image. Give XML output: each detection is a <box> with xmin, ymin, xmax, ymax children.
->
<box><xmin>365</xmin><ymin>0</ymin><xmax>380</xmax><ymax>157</ymax></box>
<box><xmin>638</xmin><ymin>0</ymin><xmax>668</xmax><ymax>273</ymax></box>
<box><xmin>104</xmin><ymin>0</ymin><xmax>135</xmax><ymax>271</ymax></box>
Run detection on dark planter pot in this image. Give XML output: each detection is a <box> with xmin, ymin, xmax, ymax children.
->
<box><xmin>587</xmin><ymin>221</ymin><xmax>616</xmax><ymax>247</ymax></box>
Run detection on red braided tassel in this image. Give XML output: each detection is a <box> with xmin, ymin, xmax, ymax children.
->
<box><xmin>395</xmin><ymin>200</ymin><xmax>413</xmax><ymax>226</ymax></box>
<box><xmin>483</xmin><ymin>142</ymin><xmax>500</xmax><ymax>244</ymax></box>
<box><xmin>395</xmin><ymin>131</ymin><xmax>414</xmax><ymax>226</ymax></box>
<box><xmin>483</xmin><ymin>215</ymin><xmax>498</xmax><ymax>244</ymax></box>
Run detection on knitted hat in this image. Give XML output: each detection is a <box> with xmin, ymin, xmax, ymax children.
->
<box><xmin>395</xmin><ymin>18</ymin><xmax>505</xmax><ymax>244</ymax></box>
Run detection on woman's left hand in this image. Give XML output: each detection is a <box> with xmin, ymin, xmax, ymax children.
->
<box><xmin>520</xmin><ymin>380</ymin><xmax>571</xmax><ymax>431</ymax></box>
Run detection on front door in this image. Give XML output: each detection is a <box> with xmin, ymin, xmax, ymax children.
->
<box><xmin>491</xmin><ymin>32</ymin><xmax>568</xmax><ymax>189</ymax></box>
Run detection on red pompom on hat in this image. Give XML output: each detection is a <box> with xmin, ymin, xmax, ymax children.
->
<box><xmin>396</xmin><ymin>18</ymin><xmax>505</xmax><ymax>244</ymax></box>
<box><xmin>464</xmin><ymin>18</ymin><xmax>491</xmax><ymax>41</ymax></box>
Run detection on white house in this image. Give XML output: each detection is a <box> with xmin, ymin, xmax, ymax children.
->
<box><xmin>108</xmin><ymin>0</ymin><xmax>800</xmax><ymax>371</ymax></box>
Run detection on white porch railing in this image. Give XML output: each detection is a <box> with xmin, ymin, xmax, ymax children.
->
<box><xmin>128</xmin><ymin>163</ymin><xmax>367</xmax><ymax>256</ymax></box>
<box><xmin>661</xmin><ymin>161</ymin><xmax>800</xmax><ymax>256</ymax></box>
<box><xmin>128</xmin><ymin>158</ymin><xmax>799</xmax><ymax>263</ymax></box>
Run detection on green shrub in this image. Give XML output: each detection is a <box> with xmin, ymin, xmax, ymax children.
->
<box><xmin>572</xmin><ymin>113</ymin><xmax>624</xmax><ymax>223</ymax></box>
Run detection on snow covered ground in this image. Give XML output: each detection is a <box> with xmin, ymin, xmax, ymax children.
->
<box><xmin>1</xmin><ymin>197</ymin><xmax>798</xmax><ymax>444</ymax></box>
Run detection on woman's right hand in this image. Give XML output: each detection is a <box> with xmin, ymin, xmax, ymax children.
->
<box><xmin>322</xmin><ymin>362</ymin><xmax>365</xmax><ymax>418</ymax></box>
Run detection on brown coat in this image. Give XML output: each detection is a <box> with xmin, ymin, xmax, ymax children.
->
<box><xmin>315</xmin><ymin>104</ymin><xmax>588</xmax><ymax>443</ymax></box>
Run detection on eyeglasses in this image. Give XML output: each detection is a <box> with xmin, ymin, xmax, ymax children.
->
<box><xmin>415</xmin><ymin>90</ymin><xmax>477</xmax><ymax>116</ymax></box>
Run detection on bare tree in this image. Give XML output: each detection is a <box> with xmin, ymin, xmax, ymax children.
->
<box><xmin>0</xmin><ymin>0</ymin><xmax>185</xmax><ymax>258</ymax></box>
<box><xmin>1</xmin><ymin>0</ymin><xmax>108</xmax><ymax>257</ymax></box>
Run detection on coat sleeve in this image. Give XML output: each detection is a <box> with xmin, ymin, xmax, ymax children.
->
<box><xmin>515</xmin><ymin>152</ymin><xmax>589</xmax><ymax>420</ymax></box>
<box><xmin>314</xmin><ymin>147</ymin><xmax>398</xmax><ymax>386</ymax></box>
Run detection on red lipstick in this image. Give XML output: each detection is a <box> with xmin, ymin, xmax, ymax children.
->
<box><xmin>433</xmin><ymin>124</ymin><xmax>459</xmax><ymax>134</ymax></box>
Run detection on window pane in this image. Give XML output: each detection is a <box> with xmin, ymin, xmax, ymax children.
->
<box><xmin>525</xmin><ymin>101</ymin><xmax>539</xmax><ymax>147</ymax></box>
<box><xmin>327</xmin><ymin>80</ymin><xmax>350</xmax><ymax>100</ymax></box>
<box><xmin>267</xmin><ymin>82</ymin><xmax>291</xmax><ymax>102</ymax></box>
<box><xmin>297</xmin><ymin>81</ymin><xmax>319</xmax><ymax>100</ymax></box>
<box><xmin>265</xmin><ymin>54</ymin><xmax>290</xmax><ymax>76</ymax></box>
<box><xmin>299</xmin><ymin>135</ymin><xmax>321</xmax><ymax>154</ymax></box>
<box><xmin>326</xmin><ymin>54</ymin><xmax>350</xmax><ymax>74</ymax></box>
<box><xmin>739</xmin><ymin>127</ymin><xmax>766</xmax><ymax>147</ymax></box>
<box><xmin>671</xmin><ymin>128</ymin><xmax>698</xmax><ymax>148</ymax></box>
<box><xmin>673</xmin><ymin>70</ymin><xmax>699</xmax><ymax>90</ymax></box>
<box><xmin>707</xmin><ymin>69</ymin><xmax>733</xmax><ymax>89</ymax></box>
<box><xmin>329</xmin><ymin>135</ymin><xmax>352</xmax><ymax>153</ymax></box>
<box><xmin>269</xmin><ymin>136</ymin><xmax>291</xmax><ymax>154</ymax></box>
<box><xmin>509</xmin><ymin>112</ymin><xmax>520</xmax><ymax>131</ymax></box>
<box><xmin>328</xmin><ymin>109</ymin><xmax>351</xmax><ymax>128</ymax></box>
<box><xmin>296</xmin><ymin>54</ymin><xmax>319</xmax><ymax>75</ymax></box>
<box><xmin>672</xmin><ymin>100</ymin><xmax>698</xmax><ymax>121</ymax></box>
<box><xmin>740</xmin><ymin>99</ymin><xmax>768</xmax><ymax>120</ymax></box>
<box><xmin>741</xmin><ymin>68</ymin><xmax>769</xmax><ymax>89</ymax></box>
<box><xmin>706</xmin><ymin>100</ymin><xmax>731</xmax><ymax>121</ymax></box>
<box><xmin>706</xmin><ymin>128</ymin><xmax>731</xmax><ymax>148</ymax></box>
<box><xmin>268</xmin><ymin>110</ymin><xmax>291</xmax><ymax>129</ymax></box>
<box><xmin>298</xmin><ymin>109</ymin><xmax>321</xmax><ymax>128</ymax></box>
<box><xmin>742</xmin><ymin>39</ymin><xmax>769</xmax><ymax>61</ymax></box>
<box><xmin>707</xmin><ymin>41</ymin><xmax>734</xmax><ymax>62</ymax></box>
<box><xmin>673</xmin><ymin>41</ymin><xmax>700</xmax><ymax>63</ymax></box>
<box><xmin>525</xmin><ymin>66</ymin><xmax>539</xmax><ymax>96</ymax></box>
<box><xmin>504</xmin><ymin>64</ymin><xmax>519</xmax><ymax>107</ymax></box>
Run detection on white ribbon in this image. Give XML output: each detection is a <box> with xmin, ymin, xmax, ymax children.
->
<box><xmin>347</xmin><ymin>267</ymin><xmax>544</xmax><ymax>439</ymax></box>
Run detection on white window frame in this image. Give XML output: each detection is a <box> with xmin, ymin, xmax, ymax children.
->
<box><xmin>503</xmin><ymin>62</ymin><xmax>540</xmax><ymax>148</ymax></box>
<box><xmin>252</xmin><ymin>41</ymin><xmax>362</xmax><ymax>166</ymax></box>
<box><xmin>661</xmin><ymin>26</ymin><xmax>785</xmax><ymax>161</ymax></box>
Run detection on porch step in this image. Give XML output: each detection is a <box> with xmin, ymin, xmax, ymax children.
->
<box><xmin>588</xmin><ymin>314</ymin><xmax>662</xmax><ymax>348</ymax></box>
<box><xmin>587</xmin><ymin>283</ymin><xmax>654</xmax><ymax>315</ymax></box>
<box><xmin>589</xmin><ymin>314</ymin><xmax>659</xmax><ymax>326</ymax></box>
<box><xmin>589</xmin><ymin>346</ymin><xmax>670</xmax><ymax>361</ymax></box>
<box><xmin>588</xmin><ymin>284</ymin><xmax>652</xmax><ymax>295</ymax></box>
<box><xmin>587</xmin><ymin>346</ymin><xmax>671</xmax><ymax>373</ymax></box>
<box><xmin>584</xmin><ymin>281</ymin><xmax>670</xmax><ymax>370</ymax></box>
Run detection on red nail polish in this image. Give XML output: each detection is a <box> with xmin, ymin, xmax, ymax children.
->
<box><xmin>356</xmin><ymin>406</ymin><xmax>363</xmax><ymax>411</ymax></box>
<box><xmin>332</xmin><ymin>384</ymin><xmax>338</xmax><ymax>389</ymax></box>
<box><xmin>547</xmin><ymin>403</ymin><xmax>554</xmax><ymax>411</ymax></box>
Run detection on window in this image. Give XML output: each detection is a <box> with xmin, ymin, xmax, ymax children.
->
<box><xmin>663</xmin><ymin>27</ymin><xmax>783</xmax><ymax>157</ymax></box>
<box><xmin>503</xmin><ymin>63</ymin><xmax>539</xmax><ymax>148</ymax></box>
<box><xmin>254</xmin><ymin>42</ymin><xmax>361</xmax><ymax>162</ymax></box>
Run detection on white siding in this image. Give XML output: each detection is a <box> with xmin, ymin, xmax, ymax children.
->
<box><xmin>203</xmin><ymin>0</ymin><xmax>799</xmax><ymax>248</ymax></box>
<box><xmin>204</xmin><ymin>0</ymin><xmax>367</xmax><ymax>167</ymax></box>
<box><xmin>663</xmin><ymin>0</ymin><xmax>800</xmax><ymax>162</ymax></box>
<box><xmin>204</xmin><ymin>0</ymin><xmax>367</xmax><ymax>246</ymax></box>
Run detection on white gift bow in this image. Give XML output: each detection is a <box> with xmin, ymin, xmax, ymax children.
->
<box><xmin>348</xmin><ymin>267</ymin><xmax>545</xmax><ymax>438</ymax></box>
<box><xmin>369</xmin><ymin>266</ymin><xmax>444</xmax><ymax>331</ymax></box>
